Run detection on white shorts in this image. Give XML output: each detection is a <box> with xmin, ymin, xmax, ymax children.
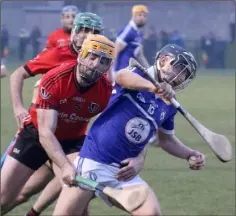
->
<box><xmin>73</xmin><ymin>156</ymin><xmax>147</xmax><ymax>206</ymax></box>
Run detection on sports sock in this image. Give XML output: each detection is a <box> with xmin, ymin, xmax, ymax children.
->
<box><xmin>25</xmin><ymin>207</ymin><xmax>40</xmax><ymax>216</ymax></box>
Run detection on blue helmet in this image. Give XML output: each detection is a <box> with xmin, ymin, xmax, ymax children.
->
<box><xmin>61</xmin><ymin>5</ymin><xmax>78</xmax><ymax>15</ymax></box>
<box><xmin>155</xmin><ymin>44</ymin><xmax>198</xmax><ymax>91</ymax></box>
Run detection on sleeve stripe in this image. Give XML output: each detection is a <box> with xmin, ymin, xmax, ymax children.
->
<box><xmin>117</xmin><ymin>24</ymin><xmax>132</xmax><ymax>42</ymax></box>
<box><xmin>116</xmin><ymin>38</ymin><xmax>127</xmax><ymax>46</ymax></box>
<box><xmin>43</xmin><ymin>68</ymin><xmax>71</xmax><ymax>89</ymax></box>
<box><xmin>23</xmin><ymin>65</ymin><xmax>35</xmax><ymax>77</ymax></box>
<box><xmin>36</xmin><ymin>103</ymin><xmax>58</xmax><ymax>110</ymax></box>
<box><xmin>159</xmin><ymin>127</ymin><xmax>175</xmax><ymax>135</ymax></box>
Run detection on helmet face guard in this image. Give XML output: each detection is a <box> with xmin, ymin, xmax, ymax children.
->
<box><xmin>167</xmin><ymin>53</ymin><xmax>197</xmax><ymax>91</ymax></box>
<box><xmin>78</xmin><ymin>34</ymin><xmax>115</xmax><ymax>85</ymax></box>
<box><xmin>78</xmin><ymin>51</ymin><xmax>113</xmax><ymax>84</ymax></box>
<box><xmin>155</xmin><ymin>45</ymin><xmax>197</xmax><ymax>91</ymax></box>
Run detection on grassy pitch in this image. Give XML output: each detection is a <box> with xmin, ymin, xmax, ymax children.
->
<box><xmin>1</xmin><ymin>66</ymin><xmax>235</xmax><ymax>215</ymax></box>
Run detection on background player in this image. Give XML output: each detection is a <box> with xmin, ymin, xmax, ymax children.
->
<box><xmin>53</xmin><ymin>44</ymin><xmax>205</xmax><ymax>216</ymax></box>
<box><xmin>1</xmin><ymin>34</ymin><xmax>115</xmax><ymax>215</ymax></box>
<box><xmin>1</xmin><ymin>13</ymin><xmax>104</xmax><ymax>215</ymax></box>
<box><xmin>111</xmin><ymin>5</ymin><xmax>150</xmax><ymax>82</ymax></box>
<box><xmin>45</xmin><ymin>5</ymin><xmax>78</xmax><ymax>49</ymax></box>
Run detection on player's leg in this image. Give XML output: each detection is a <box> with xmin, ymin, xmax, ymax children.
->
<box><xmin>52</xmin><ymin>152</ymin><xmax>92</xmax><ymax>216</ymax></box>
<box><xmin>53</xmin><ymin>183</ymin><xmax>94</xmax><ymax>215</ymax></box>
<box><xmin>29</xmin><ymin>138</ymin><xmax>86</xmax><ymax>216</ymax></box>
<box><xmin>1</xmin><ymin>155</ymin><xmax>34</xmax><ymax>213</ymax></box>
<box><xmin>1</xmin><ymin>138</ymin><xmax>16</xmax><ymax>168</ymax></box>
<box><xmin>26</xmin><ymin>175</ymin><xmax>61</xmax><ymax>216</ymax></box>
<box><xmin>122</xmin><ymin>184</ymin><xmax>161</xmax><ymax>216</ymax></box>
<box><xmin>1</xmin><ymin>125</ymin><xmax>49</xmax><ymax>213</ymax></box>
<box><xmin>74</xmin><ymin>157</ymin><xmax>161</xmax><ymax>215</ymax></box>
<box><xmin>2</xmin><ymin>163</ymin><xmax>54</xmax><ymax>215</ymax></box>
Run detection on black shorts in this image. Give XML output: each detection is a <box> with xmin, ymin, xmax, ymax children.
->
<box><xmin>9</xmin><ymin>123</ymin><xmax>86</xmax><ymax>170</ymax></box>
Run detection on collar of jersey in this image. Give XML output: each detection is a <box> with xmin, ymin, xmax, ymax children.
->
<box><xmin>129</xmin><ymin>20</ymin><xmax>139</xmax><ymax>31</ymax></box>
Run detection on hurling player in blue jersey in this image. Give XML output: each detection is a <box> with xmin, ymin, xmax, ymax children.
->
<box><xmin>111</xmin><ymin>5</ymin><xmax>150</xmax><ymax>82</ymax></box>
<box><xmin>53</xmin><ymin>44</ymin><xmax>205</xmax><ymax>216</ymax></box>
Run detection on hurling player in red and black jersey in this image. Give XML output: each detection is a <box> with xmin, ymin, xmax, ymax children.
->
<box><xmin>0</xmin><ymin>13</ymin><xmax>104</xmax><ymax>216</ymax></box>
<box><xmin>45</xmin><ymin>5</ymin><xmax>78</xmax><ymax>49</ymax></box>
<box><xmin>1</xmin><ymin>34</ymin><xmax>114</xmax><ymax>213</ymax></box>
<box><xmin>10</xmin><ymin>12</ymin><xmax>103</xmax><ymax>129</ymax></box>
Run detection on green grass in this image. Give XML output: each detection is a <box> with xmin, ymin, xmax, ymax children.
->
<box><xmin>1</xmin><ymin>66</ymin><xmax>235</xmax><ymax>216</ymax></box>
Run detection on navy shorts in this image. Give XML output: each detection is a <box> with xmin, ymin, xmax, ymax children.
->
<box><xmin>9</xmin><ymin>123</ymin><xmax>85</xmax><ymax>170</ymax></box>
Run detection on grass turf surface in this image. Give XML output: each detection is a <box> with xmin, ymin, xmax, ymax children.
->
<box><xmin>1</xmin><ymin>65</ymin><xmax>235</xmax><ymax>215</ymax></box>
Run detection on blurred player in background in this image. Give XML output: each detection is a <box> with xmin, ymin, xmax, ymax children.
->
<box><xmin>1</xmin><ymin>12</ymin><xmax>104</xmax><ymax>216</ymax></box>
<box><xmin>45</xmin><ymin>5</ymin><xmax>78</xmax><ymax>49</ymax></box>
<box><xmin>1</xmin><ymin>34</ymin><xmax>115</xmax><ymax>216</ymax></box>
<box><xmin>53</xmin><ymin>44</ymin><xmax>205</xmax><ymax>216</ymax></box>
<box><xmin>111</xmin><ymin>5</ymin><xmax>150</xmax><ymax>81</ymax></box>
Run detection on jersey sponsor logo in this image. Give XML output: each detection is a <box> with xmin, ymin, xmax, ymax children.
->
<box><xmin>72</xmin><ymin>96</ymin><xmax>86</xmax><ymax>102</ymax></box>
<box><xmin>125</xmin><ymin>117</ymin><xmax>151</xmax><ymax>144</ymax></box>
<box><xmin>58</xmin><ymin>112</ymin><xmax>89</xmax><ymax>123</ymax></box>
<box><xmin>88</xmin><ymin>102</ymin><xmax>100</xmax><ymax>114</ymax></box>
<box><xmin>136</xmin><ymin>93</ymin><xmax>145</xmax><ymax>103</ymax></box>
<box><xmin>40</xmin><ymin>87</ymin><xmax>51</xmax><ymax>100</ymax></box>
<box><xmin>160</xmin><ymin>110</ymin><xmax>166</xmax><ymax>121</ymax></box>
<box><xmin>57</xmin><ymin>39</ymin><xmax>68</xmax><ymax>47</ymax></box>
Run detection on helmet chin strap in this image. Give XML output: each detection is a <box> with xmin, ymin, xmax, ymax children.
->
<box><xmin>154</xmin><ymin>59</ymin><xmax>163</xmax><ymax>83</ymax></box>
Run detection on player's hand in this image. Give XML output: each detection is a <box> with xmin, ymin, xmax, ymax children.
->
<box><xmin>116</xmin><ymin>156</ymin><xmax>145</xmax><ymax>181</ymax></box>
<box><xmin>187</xmin><ymin>150</ymin><xmax>205</xmax><ymax>170</ymax></box>
<box><xmin>14</xmin><ymin>107</ymin><xmax>30</xmax><ymax>128</ymax></box>
<box><xmin>157</xmin><ymin>82</ymin><xmax>175</xmax><ymax>100</ymax></box>
<box><xmin>61</xmin><ymin>162</ymin><xmax>78</xmax><ymax>187</ymax></box>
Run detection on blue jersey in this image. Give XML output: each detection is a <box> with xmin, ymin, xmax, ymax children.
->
<box><xmin>114</xmin><ymin>20</ymin><xmax>143</xmax><ymax>72</ymax></box>
<box><xmin>80</xmin><ymin>66</ymin><xmax>177</xmax><ymax>165</ymax></box>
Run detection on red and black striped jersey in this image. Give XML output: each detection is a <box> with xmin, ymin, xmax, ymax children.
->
<box><xmin>28</xmin><ymin>61</ymin><xmax>112</xmax><ymax>141</ymax></box>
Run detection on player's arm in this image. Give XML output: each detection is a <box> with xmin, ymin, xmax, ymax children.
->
<box><xmin>10</xmin><ymin>48</ymin><xmax>58</xmax><ymax>127</ymax></box>
<box><xmin>136</xmin><ymin>45</ymin><xmax>150</xmax><ymax>68</ymax></box>
<box><xmin>10</xmin><ymin>65</ymin><xmax>32</xmax><ymax>127</ymax></box>
<box><xmin>36</xmin><ymin>77</ymin><xmax>71</xmax><ymax>168</ymax></box>
<box><xmin>116</xmin><ymin>68</ymin><xmax>154</xmax><ymax>92</ymax></box>
<box><xmin>37</xmin><ymin>109</ymin><xmax>70</xmax><ymax>168</ymax></box>
<box><xmin>114</xmin><ymin>39</ymin><xmax>126</xmax><ymax>56</ymax></box>
<box><xmin>1</xmin><ymin>64</ymin><xmax>8</xmax><ymax>78</ymax></box>
<box><xmin>116</xmin><ymin>146</ymin><xmax>147</xmax><ymax>181</ymax></box>
<box><xmin>116</xmin><ymin>68</ymin><xmax>174</xmax><ymax>100</ymax></box>
<box><xmin>156</xmin><ymin>114</ymin><xmax>192</xmax><ymax>159</ymax></box>
<box><xmin>10</xmin><ymin>66</ymin><xmax>31</xmax><ymax>109</ymax></box>
<box><xmin>157</xmin><ymin>117</ymin><xmax>205</xmax><ymax>170</ymax></box>
<box><xmin>158</xmin><ymin>130</ymin><xmax>194</xmax><ymax>159</ymax></box>
<box><xmin>113</xmin><ymin>28</ymin><xmax>132</xmax><ymax>64</ymax></box>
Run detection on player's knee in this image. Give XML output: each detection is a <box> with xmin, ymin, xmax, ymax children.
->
<box><xmin>16</xmin><ymin>193</ymin><xmax>29</xmax><ymax>203</ymax></box>
<box><xmin>133</xmin><ymin>206</ymin><xmax>161</xmax><ymax>216</ymax></box>
<box><xmin>146</xmin><ymin>206</ymin><xmax>161</xmax><ymax>216</ymax></box>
